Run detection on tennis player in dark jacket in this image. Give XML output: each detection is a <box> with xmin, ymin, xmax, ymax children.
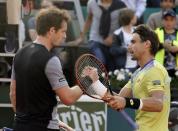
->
<box><xmin>10</xmin><ymin>7</ymin><xmax>83</xmax><ymax>131</ymax></box>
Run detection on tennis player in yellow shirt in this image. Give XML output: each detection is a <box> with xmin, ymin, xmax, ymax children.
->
<box><xmin>86</xmin><ymin>25</ymin><xmax>171</xmax><ymax>131</ymax></box>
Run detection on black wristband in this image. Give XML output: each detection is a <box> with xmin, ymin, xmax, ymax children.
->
<box><xmin>125</xmin><ymin>97</ymin><xmax>140</xmax><ymax>110</ymax></box>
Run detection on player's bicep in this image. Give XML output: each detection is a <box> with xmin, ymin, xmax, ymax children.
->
<box><xmin>141</xmin><ymin>90</ymin><xmax>165</xmax><ymax>112</ymax></box>
<box><xmin>146</xmin><ymin>75</ymin><xmax>165</xmax><ymax>93</ymax></box>
<box><xmin>45</xmin><ymin>56</ymin><xmax>69</xmax><ymax>90</ymax></box>
<box><xmin>10</xmin><ymin>64</ymin><xmax>16</xmax><ymax>106</ymax></box>
<box><xmin>149</xmin><ymin>90</ymin><xmax>165</xmax><ymax>102</ymax></box>
<box><xmin>10</xmin><ymin>79</ymin><xmax>16</xmax><ymax>111</ymax></box>
<box><xmin>10</xmin><ymin>80</ymin><xmax>16</xmax><ymax>99</ymax></box>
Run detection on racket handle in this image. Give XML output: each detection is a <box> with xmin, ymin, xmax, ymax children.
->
<box><xmin>120</xmin><ymin>110</ymin><xmax>138</xmax><ymax>130</ymax></box>
<box><xmin>107</xmin><ymin>81</ymin><xmax>114</xmax><ymax>95</ymax></box>
<box><xmin>107</xmin><ymin>82</ymin><xmax>137</xmax><ymax>129</ymax></box>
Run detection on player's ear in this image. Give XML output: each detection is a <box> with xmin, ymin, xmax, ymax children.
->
<box><xmin>145</xmin><ymin>40</ymin><xmax>151</xmax><ymax>48</ymax></box>
<box><xmin>49</xmin><ymin>27</ymin><xmax>56</xmax><ymax>34</ymax></box>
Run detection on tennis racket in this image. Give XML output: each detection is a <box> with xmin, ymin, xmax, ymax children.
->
<box><xmin>75</xmin><ymin>53</ymin><xmax>138</xmax><ymax>130</ymax></box>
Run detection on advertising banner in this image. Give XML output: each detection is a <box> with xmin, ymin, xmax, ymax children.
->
<box><xmin>58</xmin><ymin>96</ymin><xmax>106</xmax><ymax>131</ymax></box>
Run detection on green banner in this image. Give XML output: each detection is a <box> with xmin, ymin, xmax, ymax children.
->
<box><xmin>58</xmin><ymin>101</ymin><xmax>106</xmax><ymax>131</ymax></box>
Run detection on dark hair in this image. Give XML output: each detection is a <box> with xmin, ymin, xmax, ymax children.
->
<box><xmin>36</xmin><ymin>7</ymin><xmax>70</xmax><ymax>36</ymax></box>
<box><xmin>119</xmin><ymin>8</ymin><xmax>135</xmax><ymax>26</ymax></box>
<box><xmin>133</xmin><ymin>24</ymin><xmax>160</xmax><ymax>55</ymax></box>
<box><xmin>160</xmin><ymin>0</ymin><xmax>175</xmax><ymax>4</ymax></box>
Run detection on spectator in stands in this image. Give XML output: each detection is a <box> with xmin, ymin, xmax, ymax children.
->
<box><xmin>155</xmin><ymin>9</ymin><xmax>178</xmax><ymax>77</ymax></box>
<box><xmin>76</xmin><ymin>0</ymin><xmax>126</xmax><ymax>71</ymax></box>
<box><xmin>22</xmin><ymin>0</ymin><xmax>39</xmax><ymax>41</ymax></box>
<box><xmin>110</xmin><ymin>8</ymin><xmax>137</xmax><ymax>72</ymax></box>
<box><xmin>27</xmin><ymin>0</ymin><xmax>54</xmax><ymax>41</ymax></box>
<box><xmin>5</xmin><ymin>0</ymin><xmax>25</xmax><ymax>53</ymax></box>
<box><xmin>121</xmin><ymin>0</ymin><xmax>146</xmax><ymax>24</ymax></box>
<box><xmin>27</xmin><ymin>16</ymin><xmax>36</xmax><ymax>41</ymax></box>
<box><xmin>147</xmin><ymin>0</ymin><xmax>178</xmax><ymax>30</ymax></box>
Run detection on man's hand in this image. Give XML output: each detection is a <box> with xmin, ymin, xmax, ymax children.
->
<box><xmin>72</xmin><ymin>32</ymin><xmax>85</xmax><ymax>46</ymax></box>
<box><xmin>163</xmin><ymin>42</ymin><xmax>178</xmax><ymax>53</ymax></box>
<box><xmin>104</xmin><ymin>35</ymin><xmax>113</xmax><ymax>46</ymax></box>
<box><xmin>66</xmin><ymin>36</ymin><xmax>84</xmax><ymax>47</ymax></box>
<box><xmin>59</xmin><ymin>121</ymin><xmax>75</xmax><ymax>131</ymax></box>
<box><xmin>82</xmin><ymin>66</ymin><xmax>108</xmax><ymax>98</ymax></box>
<box><xmin>106</xmin><ymin>95</ymin><xmax>126</xmax><ymax>110</ymax></box>
<box><xmin>163</xmin><ymin>42</ymin><xmax>172</xmax><ymax>51</ymax></box>
<box><xmin>81</xmin><ymin>66</ymin><xmax>99</xmax><ymax>82</ymax></box>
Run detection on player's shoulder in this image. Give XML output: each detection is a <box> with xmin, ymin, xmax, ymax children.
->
<box><xmin>148</xmin><ymin>60</ymin><xmax>168</xmax><ymax>76</ymax></box>
<box><xmin>47</xmin><ymin>56</ymin><xmax>61</xmax><ymax>65</ymax></box>
<box><xmin>154</xmin><ymin>60</ymin><xmax>167</xmax><ymax>70</ymax></box>
<box><xmin>15</xmin><ymin>43</ymin><xmax>32</xmax><ymax>56</ymax></box>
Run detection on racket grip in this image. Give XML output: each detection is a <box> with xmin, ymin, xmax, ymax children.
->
<box><xmin>120</xmin><ymin>110</ymin><xmax>138</xmax><ymax>130</ymax></box>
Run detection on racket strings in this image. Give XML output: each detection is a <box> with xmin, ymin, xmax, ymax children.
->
<box><xmin>78</xmin><ymin>57</ymin><xmax>97</xmax><ymax>95</ymax></box>
<box><xmin>76</xmin><ymin>55</ymin><xmax>107</xmax><ymax>98</ymax></box>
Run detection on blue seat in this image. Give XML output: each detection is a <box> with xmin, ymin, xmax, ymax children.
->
<box><xmin>2</xmin><ymin>127</ymin><xmax>13</xmax><ymax>131</ymax></box>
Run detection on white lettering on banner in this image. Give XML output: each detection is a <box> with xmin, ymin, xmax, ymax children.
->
<box><xmin>80</xmin><ymin>112</ymin><xmax>92</xmax><ymax>131</ymax></box>
<box><xmin>58</xmin><ymin>104</ymin><xmax>106</xmax><ymax>131</ymax></box>
<box><xmin>60</xmin><ymin>112</ymin><xmax>72</xmax><ymax>123</ymax></box>
<box><xmin>71</xmin><ymin>111</ymin><xmax>82</xmax><ymax>131</ymax></box>
<box><xmin>91</xmin><ymin>114</ymin><xmax>102</xmax><ymax>131</ymax></box>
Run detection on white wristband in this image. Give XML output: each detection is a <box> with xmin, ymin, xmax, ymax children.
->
<box><xmin>139</xmin><ymin>99</ymin><xmax>143</xmax><ymax>110</ymax></box>
<box><xmin>91</xmin><ymin>80</ymin><xmax>107</xmax><ymax>98</ymax></box>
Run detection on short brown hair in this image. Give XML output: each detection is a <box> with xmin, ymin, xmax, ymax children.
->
<box><xmin>119</xmin><ymin>8</ymin><xmax>135</xmax><ymax>26</ymax></box>
<box><xmin>36</xmin><ymin>7</ymin><xmax>70</xmax><ymax>36</ymax></box>
<box><xmin>133</xmin><ymin>24</ymin><xmax>160</xmax><ymax>55</ymax></box>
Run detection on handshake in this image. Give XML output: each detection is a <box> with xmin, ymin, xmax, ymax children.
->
<box><xmin>82</xmin><ymin>66</ymin><xmax>127</xmax><ymax>110</ymax></box>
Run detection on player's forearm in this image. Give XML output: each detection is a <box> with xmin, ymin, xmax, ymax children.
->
<box><xmin>80</xmin><ymin>15</ymin><xmax>92</xmax><ymax>38</ymax></box>
<box><xmin>10</xmin><ymin>81</ymin><xmax>16</xmax><ymax>112</ymax></box>
<box><xmin>69</xmin><ymin>85</ymin><xmax>83</xmax><ymax>103</ymax></box>
<box><xmin>9</xmin><ymin>91</ymin><xmax>16</xmax><ymax>112</ymax></box>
